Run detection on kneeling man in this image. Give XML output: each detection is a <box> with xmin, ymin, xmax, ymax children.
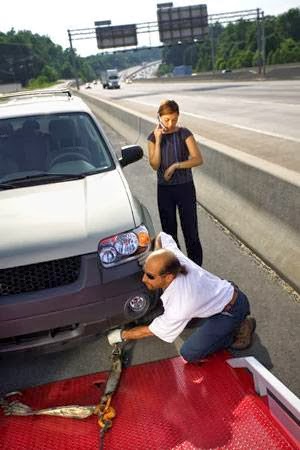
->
<box><xmin>108</xmin><ymin>232</ymin><xmax>256</xmax><ymax>362</ymax></box>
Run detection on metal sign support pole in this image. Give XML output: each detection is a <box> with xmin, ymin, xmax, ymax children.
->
<box><xmin>68</xmin><ymin>30</ymin><xmax>80</xmax><ymax>90</ymax></box>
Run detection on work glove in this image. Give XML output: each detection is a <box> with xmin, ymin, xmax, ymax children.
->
<box><xmin>107</xmin><ymin>328</ymin><xmax>123</xmax><ymax>346</ymax></box>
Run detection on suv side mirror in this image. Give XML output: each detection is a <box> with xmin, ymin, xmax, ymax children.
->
<box><xmin>119</xmin><ymin>145</ymin><xmax>143</xmax><ymax>168</ymax></box>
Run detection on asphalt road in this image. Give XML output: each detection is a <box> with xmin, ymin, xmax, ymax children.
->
<box><xmin>1</xmin><ymin>120</ymin><xmax>299</xmax><ymax>398</ymax></box>
<box><xmin>89</xmin><ymin>79</ymin><xmax>300</xmax><ymax>172</ymax></box>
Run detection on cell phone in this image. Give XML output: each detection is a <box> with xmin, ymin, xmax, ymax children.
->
<box><xmin>157</xmin><ymin>115</ymin><xmax>167</xmax><ymax>131</ymax></box>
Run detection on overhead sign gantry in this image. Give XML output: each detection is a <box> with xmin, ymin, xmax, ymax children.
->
<box><xmin>96</xmin><ymin>24</ymin><xmax>138</xmax><ymax>49</ymax></box>
<box><xmin>157</xmin><ymin>3</ymin><xmax>208</xmax><ymax>44</ymax></box>
<box><xmin>67</xmin><ymin>4</ymin><xmax>265</xmax><ymax>89</ymax></box>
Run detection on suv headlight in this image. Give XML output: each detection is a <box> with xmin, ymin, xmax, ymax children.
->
<box><xmin>98</xmin><ymin>225</ymin><xmax>151</xmax><ymax>267</ymax></box>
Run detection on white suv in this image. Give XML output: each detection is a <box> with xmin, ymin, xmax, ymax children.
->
<box><xmin>0</xmin><ymin>89</ymin><xmax>155</xmax><ymax>353</ymax></box>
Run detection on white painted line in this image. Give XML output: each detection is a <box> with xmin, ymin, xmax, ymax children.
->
<box><xmin>226</xmin><ymin>98</ymin><xmax>300</xmax><ymax>108</ymax></box>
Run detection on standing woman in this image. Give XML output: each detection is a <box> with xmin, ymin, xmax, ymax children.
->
<box><xmin>147</xmin><ymin>99</ymin><xmax>204</xmax><ymax>266</ymax></box>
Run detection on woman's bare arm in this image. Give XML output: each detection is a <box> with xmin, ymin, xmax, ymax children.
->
<box><xmin>177</xmin><ymin>134</ymin><xmax>203</xmax><ymax>169</ymax></box>
<box><xmin>148</xmin><ymin>126</ymin><xmax>164</xmax><ymax>170</ymax></box>
<box><xmin>164</xmin><ymin>134</ymin><xmax>203</xmax><ymax>181</ymax></box>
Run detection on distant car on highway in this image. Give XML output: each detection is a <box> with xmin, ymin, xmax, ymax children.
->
<box><xmin>0</xmin><ymin>89</ymin><xmax>155</xmax><ymax>353</ymax></box>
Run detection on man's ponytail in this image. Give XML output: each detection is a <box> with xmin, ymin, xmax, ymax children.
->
<box><xmin>161</xmin><ymin>253</ymin><xmax>188</xmax><ymax>277</ymax></box>
<box><xmin>179</xmin><ymin>265</ymin><xmax>188</xmax><ymax>275</ymax></box>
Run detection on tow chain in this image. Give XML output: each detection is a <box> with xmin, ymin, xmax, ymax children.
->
<box><xmin>96</xmin><ymin>343</ymin><xmax>123</xmax><ymax>450</ymax></box>
<box><xmin>0</xmin><ymin>343</ymin><xmax>124</xmax><ymax>450</ymax></box>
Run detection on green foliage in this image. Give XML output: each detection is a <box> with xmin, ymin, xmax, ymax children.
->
<box><xmin>157</xmin><ymin>63</ymin><xmax>173</xmax><ymax>77</ymax></box>
<box><xmin>41</xmin><ymin>65</ymin><xmax>58</xmax><ymax>82</ymax></box>
<box><xmin>0</xmin><ymin>29</ymin><xmax>66</xmax><ymax>86</ymax></box>
<box><xmin>195</xmin><ymin>40</ymin><xmax>212</xmax><ymax>72</ymax></box>
<box><xmin>79</xmin><ymin>61</ymin><xmax>96</xmax><ymax>82</ymax></box>
<box><xmin>268</xmin><ymin>38</ymin><xmax>300</xmax><ymax>64</ymax></box>
<box><xmin>161</xmin><ymin>8</ymin><xmax>300</xmax><ymax>73</ymax></box>
<box><xmin>277</xmin><ymin>8</ymin><xmax>300</xmax><ymax>41</ymax></box>
<box><xmin>60</xmin><ymin>62</ymin><xmax>75</xmax><ymax>79</ymax></box>
<box><xmin>26</xmin><ymin>76</ymin><xmax>57</xmax><ymax>89</ymax></box>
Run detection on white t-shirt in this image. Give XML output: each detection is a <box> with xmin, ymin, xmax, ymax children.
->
<box><xmin>149</xmin><ymin>232</ymin><xmax>234</xmax><ymax>343</ymax></box>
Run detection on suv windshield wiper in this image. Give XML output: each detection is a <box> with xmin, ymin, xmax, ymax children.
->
<box><xmin>0</xmin><ymin>173</ymin><xmax>87</xmax><ymax>188</ymax></box>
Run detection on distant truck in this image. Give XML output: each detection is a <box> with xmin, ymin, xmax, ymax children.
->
<box><xmin>101</xmin><ymin>69</ymin><xmax>120</xmax><ymax>89</ymax></box>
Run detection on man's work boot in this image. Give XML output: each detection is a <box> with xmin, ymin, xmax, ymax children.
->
<box><xmin>231</xmin><ymin>317</ymin><xmax>256</xmax><ymax>350</ymax></box>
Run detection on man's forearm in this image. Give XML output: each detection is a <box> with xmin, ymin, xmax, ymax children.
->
<box><xmin>121</xmin><ymin>326</ymin><xmax>154</xmax><ymax>341</ymax></box>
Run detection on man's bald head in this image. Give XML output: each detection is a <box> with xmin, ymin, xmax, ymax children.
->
<box><xmin>142</xmin><ymin>249</ymin><xmax>187</xmax><ymax>291</ymax></box>
<box><xmin>145</xmin><ymin>249</ymin><xmax>187</xmax><ymax>277</ymax></box>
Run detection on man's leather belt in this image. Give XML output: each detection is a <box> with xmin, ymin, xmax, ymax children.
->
<box><xmin>223</xmin><ymin>286</ymin><xmax>239</xmax><ymax>312</ymax></box>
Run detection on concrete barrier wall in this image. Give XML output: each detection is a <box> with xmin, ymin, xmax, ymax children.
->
<box><xmin>77</xmin><ymin>91</ymin><xmax>300</xmax><ymax>291</ymax></box>
<box><xmin>0</xmin><ymin>83</ymin><xmax>22</xmax><ymax>94</ymax></box>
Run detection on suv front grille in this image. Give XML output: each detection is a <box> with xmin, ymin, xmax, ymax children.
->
<box><xmin>0</xmin><ymin>324</ymin><xmax>79</xmax><ymax>349</ymax></box>
<box><xmin>0</xmin><ymin>256</ymin><xmax>81</xmax><ymax>296</ymax></box>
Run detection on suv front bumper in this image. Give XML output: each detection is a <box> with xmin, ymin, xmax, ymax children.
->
<box><xmin>0</xmin><ymin>252</ymin><xmax>154</xmax><ymax>353</ymax></box>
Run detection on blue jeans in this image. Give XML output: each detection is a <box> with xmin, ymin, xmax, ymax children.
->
<box><xmin>180</xmin><ymin>289</ymin><xmax>250</xmax><ymax>363</ymax></box>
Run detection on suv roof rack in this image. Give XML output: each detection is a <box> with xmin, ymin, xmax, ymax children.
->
<box><xmin>0</xmin><ymin>89</ymin><xmax>72</xmax><ymax>102</ymax></box>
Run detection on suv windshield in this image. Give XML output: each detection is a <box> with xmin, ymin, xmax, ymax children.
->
<box><xmin>0</xmin><ymin>112</ymin><xmax>114</xmax><ymax>183</ymax></box>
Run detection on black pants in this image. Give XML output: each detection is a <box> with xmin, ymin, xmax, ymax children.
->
<box><xmin>157</xmin><ymin>181</ymin><xmax>203</xmax><ymax>266</ymax></box>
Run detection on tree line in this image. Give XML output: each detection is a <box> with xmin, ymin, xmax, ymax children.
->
<box><xmin>0</xmin><ymin>30</ymin><xmax>161</xmax><ymax>87</ymax></box>
<box><xmin>159</xmin><ymin>8</ymin><xmax>300</xmax><ymax>75</ymax></box>
<box><xmin>0</xmin><ymin>7</ymin><xmax>299</xmax><ymax>87</ymax></box>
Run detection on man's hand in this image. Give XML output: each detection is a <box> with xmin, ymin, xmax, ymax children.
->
<box><xmin>107</xmin><ymin>329</ymin><xmax>123</xmax><ymax>345</ymax></box>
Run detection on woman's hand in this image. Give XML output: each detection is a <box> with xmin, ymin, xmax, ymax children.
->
<box><xmin>153</xmin><ymin>124</ymin><xmax>164</xmax><ymax>142</ymax></box>
<box><xmin>164</xmin><ymin>163</ymin><xmax>178</xmax><ymax>182</ymax></box>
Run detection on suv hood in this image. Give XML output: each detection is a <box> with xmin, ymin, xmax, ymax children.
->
<box><xmin>0</xmin><ymin>171</ymin><xmax>136</xmax><ymax>268</ymax></box>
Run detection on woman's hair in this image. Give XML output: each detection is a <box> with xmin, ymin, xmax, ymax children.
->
<box><xmin>158</xmin><ymin>99</ymin><xmax>179</xmax><ymax>117</ymax></box>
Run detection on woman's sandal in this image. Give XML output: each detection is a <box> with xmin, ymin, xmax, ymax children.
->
<box><xmin>231</xmin><ymin>317</ymin><xmax>256</xmax><ymax>350</ymax></box>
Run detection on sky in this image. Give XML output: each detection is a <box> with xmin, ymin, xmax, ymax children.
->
<box><xmin>1</xmin><ymin>0</ymin><xmax>300</xmax><ymax>56</ymax></box>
